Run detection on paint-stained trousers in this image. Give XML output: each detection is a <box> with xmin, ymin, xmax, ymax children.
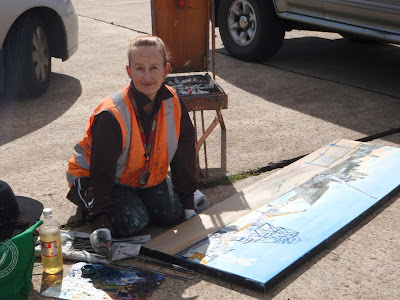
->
<box><xmin>67</xmin><ymin>177</ymin><xmax>183</xmax><ymax>237</ymax></box>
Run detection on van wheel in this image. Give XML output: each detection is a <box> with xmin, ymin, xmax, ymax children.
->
<box><xmin>4</xmin><ymin>13</ymin><xmax>51</xmax><ymax>97</ymax></box>
<box><xmin>218</xmin><ymin>0</ymin><xmax>285</xmax><ymax>61</ymax></box>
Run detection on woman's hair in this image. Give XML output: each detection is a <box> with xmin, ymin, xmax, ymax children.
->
<box><xmin>128</xmin><ymin>35</ymin><xmax>171</xmax><ymax>67</ymax></box>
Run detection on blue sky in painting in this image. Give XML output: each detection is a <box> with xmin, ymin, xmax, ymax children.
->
<box><xmin>206</xmin><ymin>185</ymin><xmax>375</xmax><ymax>283</ymax></box>
<box><xmin>342</xmin><ymin>148</ymin><xmax>400</xmax><ymax>199</ymax></box>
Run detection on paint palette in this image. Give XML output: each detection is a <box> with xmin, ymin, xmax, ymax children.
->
<box><xmin>41</xmin><ymin>262</ymin><xmax>164</xmax><ymax>300</ymax></box>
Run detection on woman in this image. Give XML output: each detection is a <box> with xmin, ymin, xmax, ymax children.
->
<box><xmin>66</xmin><ymin>35</ymin><xmax>197</xmax><ymax>253</ymax></box>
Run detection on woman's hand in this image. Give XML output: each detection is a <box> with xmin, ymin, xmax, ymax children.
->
<box><xmin>90</xmin><ymin>228</ymin><xmax>112</xmax><ymax>259</ymax></box>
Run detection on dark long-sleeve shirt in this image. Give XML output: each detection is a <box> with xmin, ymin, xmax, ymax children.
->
<box><xmin>86</xmin><ymin>83</ymin><xmax>197</xmax><ymax>230</ymax></box>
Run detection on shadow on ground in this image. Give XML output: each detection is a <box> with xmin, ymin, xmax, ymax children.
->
<box><xmin>268</xmin><ymin>36</ymin><xmax>400</xmax><ymax>97</ymax></box>
<box><xmin>0</xmin><ymin>73</ymin><xmax>81</xmax><ymax>146</ymax></box>
<box><xmin>216</xmin><ymin>36</ymin><xmax>400</xmax><ymax>139</ymax></box>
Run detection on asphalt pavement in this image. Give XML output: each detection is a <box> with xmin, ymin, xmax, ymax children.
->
<box><xmin>0</xmin><ymin>1</ymin><xmax>399</xmax><ymax>299</ymax></box>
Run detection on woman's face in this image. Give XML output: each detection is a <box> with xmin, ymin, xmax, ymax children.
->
<box><xmin>126</xmin><ymin>46</ymin><xmax>170</xmax><ymax>101</ymax></box>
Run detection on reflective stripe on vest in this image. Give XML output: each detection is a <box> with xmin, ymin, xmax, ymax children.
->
<box><xmin>164</xmin><ymin>97</ymin><xmax>178</xmax><ymax>164</ymax></box>
<box><xmin>66</xmin><ymin>144</ymin><xmax>90</xmax><ymax>184</ymax></box>
<box><xmin>110</xmin><ymin>91</ymin><xmax>132</xmax><ymax>180</ymax></box>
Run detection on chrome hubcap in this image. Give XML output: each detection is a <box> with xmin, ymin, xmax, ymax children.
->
<box><xmin>32</xmin><ymin>26</ymin><xmax>49</xmax><ymax>83</ymax></box>
<box><xmin>228</xmin><ymin>0</ymin><xmax>257</xmax><ymax>46</ymax></box>
<box><xmin>239</xmin><ymin>15</ymin><xmax>248</xmax><ymax>29</ymax></box>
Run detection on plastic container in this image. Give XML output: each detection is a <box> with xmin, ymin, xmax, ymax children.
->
<box><xmin>37</xmin><ymin>208</ymin><xmax>63</xmax><ymax>274</ymax></box>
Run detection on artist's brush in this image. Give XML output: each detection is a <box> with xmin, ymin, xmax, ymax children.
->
<box><xmin>106</xmin><ymin>240</ymin><xmax>113</xmax><ymax>265</ymax></box>
<box><xmin>120</xmin><ymin>264</ymin><xmax>191</xmax><ymax>282</ymax></box>
<box><xmin>131</xmin><ymin>257</ymin><xmax>194</xmax><ymax>274</ymax></box>
<box><xmin>74</xmin><ymin>235</ymin><xmax>150</xmax><ymax>244</ymax></box>
<box><xmin>73</xmin><ymin>239</ymin><xmax>92</xmax><ymax>245</ymax></box>
<box><xmin>72</xmin><ymin>242</ymin><xmax>92</xmax><ymax>247</ymax></box>
<box><xmin>71</xmin><ymin>246</ymin><xmax>96</xmax><ymax>253</ymax></box>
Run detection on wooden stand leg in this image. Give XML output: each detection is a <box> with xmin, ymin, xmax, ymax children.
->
<box><xmin>201</xmin><ymin>111</ymin><xmax>208</xmax><ymax>179</ymax></box>
<box><xmin>193</xmin><ymin>110</ymin><xmax>223</xmax><ymax>183</ymax></box>
<box><xmin>192</xmin><ymin>111</ymin><xmax>201</xmax><ymax>181</ymax></box>
<box><xmin>216</xmin><ymin>108</ymin><xmax>226</xmax><ymax>130</ymax></box>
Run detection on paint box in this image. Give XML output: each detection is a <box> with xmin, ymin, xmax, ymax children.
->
<box><xmin>165</xmin><ymin>73</ymin><xmax>228</xmax><ymax>112</ymax></box>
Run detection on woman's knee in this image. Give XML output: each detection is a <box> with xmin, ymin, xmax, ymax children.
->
<box><xmin>150</xmin><ymin>204</ymin><xmax>183</xmax><ymax>226</ymax></box>
<box><xmin>109</xmin><ymin>184</ymin><xmax>150</xmax><ymax>237</ymax></box>
<box><xmin>110</xmin><ymin>206</ymin><xmax>150</xmax><ymax>237</ymax></box>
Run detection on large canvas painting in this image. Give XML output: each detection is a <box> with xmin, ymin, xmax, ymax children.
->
<box><xmin>142</xmin><ymin>139</ymin><xmax>400</xmax><ymax>289</ymax></box>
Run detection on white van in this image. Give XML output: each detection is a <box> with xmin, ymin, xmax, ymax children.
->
<box><xmin>216</xmin><ymin>0</ymin><xmax>400</xmax><ymax>61</ymax></box>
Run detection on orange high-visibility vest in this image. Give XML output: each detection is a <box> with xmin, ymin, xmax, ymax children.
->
<box><xmin>66</xmin><ymin>84</ymin><xmax>181</xmax><ymax>188</ymax></box>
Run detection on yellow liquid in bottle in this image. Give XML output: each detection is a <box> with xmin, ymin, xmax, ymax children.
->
<box><xmin>40</xmin><ymin>226</ymin><xmax>63</xmax><ymax>274</ymax></box>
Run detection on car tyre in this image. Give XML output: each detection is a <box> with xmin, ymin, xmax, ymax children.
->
<box><xmin>4</xmin><ymin>13</ymin><xmax>51</xmax><ymax>97</ymax></box>
<box><xmin>218</xmin><ymin>0</ymin><xmax>285</xmax><ymax>61</ymax></box>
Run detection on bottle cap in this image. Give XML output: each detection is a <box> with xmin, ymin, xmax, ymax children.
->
<box><xmin>43</xmin><ymin>208</ymin><xmax>53</xmax><ymax>217</ymax></box>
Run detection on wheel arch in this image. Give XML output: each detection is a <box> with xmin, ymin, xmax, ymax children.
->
<box><xmin>3</xmin><ymin>7</ymin><xmax>68</xmax><ymax>61</ymax></box>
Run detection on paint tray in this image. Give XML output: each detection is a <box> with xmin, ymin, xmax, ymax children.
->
<box><xmin>164</xmin><ymin>73</ymin><xmax>228</xmax><ymax>111</ymax></box>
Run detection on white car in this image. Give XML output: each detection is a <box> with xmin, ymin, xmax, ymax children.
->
<box><xmin>0</xmin><ymin>0</ymin><xmax>78</xmax><ymax>97</ymax></box>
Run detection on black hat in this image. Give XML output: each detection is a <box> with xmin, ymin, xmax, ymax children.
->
<box><xmin>0</xmin><ymin>180</ymin><xmax>43</xmax><ymax>242</ymax></box>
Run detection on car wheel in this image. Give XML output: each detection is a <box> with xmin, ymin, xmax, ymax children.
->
<box><xmin>218</xmin><ymin>0</ymin><xmax>285</xmax><ymax>61</ymax></box>
<box><xmin>4</xmin><ymin>13</ymin><xmax>51</xmax><ymax>97</ymax></box>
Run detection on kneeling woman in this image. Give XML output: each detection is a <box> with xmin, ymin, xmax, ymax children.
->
<box><xmin>66</xmin><ymin>35</ymin><xmax>197</xmax><ymax>251</ymax></box>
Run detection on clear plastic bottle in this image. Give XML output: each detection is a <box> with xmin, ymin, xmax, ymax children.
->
<box><xmin>38</xmin><ymin>208</ymin><xmax>63</xmax><ymax>274</ymax></box>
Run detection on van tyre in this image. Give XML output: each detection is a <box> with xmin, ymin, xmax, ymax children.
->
<box><xmin>219</xmin><ymin>0</ymin><xmax>285</xmax><ymax>61</ymax></box>
<box><xmin>4</xmin><ymin>13</ymin><xmax>51</xmax><ymax>97</ymax></box>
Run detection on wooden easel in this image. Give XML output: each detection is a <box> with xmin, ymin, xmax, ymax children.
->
<box><xmin>151</xmin><ymin>0</ymin><xmax>228</xmax><ymax>181</ymax></box>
